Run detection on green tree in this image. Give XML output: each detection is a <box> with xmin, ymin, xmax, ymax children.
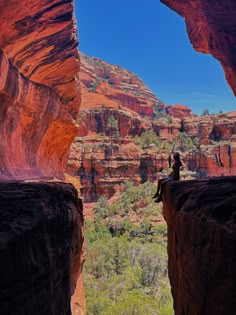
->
<box><xmin>107</xmin><ymin>116</ymin><xmax>120</xmax><ymax>138</ymax></box>
<box><xmin>133</xmin><ymin>130</ymin><xmax>159</xmax><ymax>148</ymax></box>
<box><xmin>177</xmin><ymin>132</ymin><xmax>194</xmax><ymax>152</ymax></box>
<box><xmin>201</xmin><ymin>109</ymin><xmax>210</xmax><ymax>116</ymax></box>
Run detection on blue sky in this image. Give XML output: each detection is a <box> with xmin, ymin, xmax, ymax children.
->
<box><xmin>75</xmin><ymin>0</ymin><xmax>235</xmax><ymax>115</ymax></box>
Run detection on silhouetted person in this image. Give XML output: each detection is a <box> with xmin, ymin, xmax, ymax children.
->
<box><xmin>153</xmin><ymin>152</ymin><xmax>182</xmax><ymax>203</ymax></box>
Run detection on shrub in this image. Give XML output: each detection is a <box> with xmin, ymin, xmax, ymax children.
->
<box><xmin>133</xmin><ymin>130</ymin><xmax>160</xmax><ymax>148</ymax></box>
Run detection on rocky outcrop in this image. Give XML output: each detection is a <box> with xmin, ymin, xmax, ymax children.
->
<box><xmin>76</xmin><ymin>108</ymin><xmax>181</xmax><ymax>139</ymax></box>
<box><xmin>187</xmin><ymin>143</ymin><xmax>236</xmax><ymax>178</ymax></box>
<box><xmin>167</xmin><ymin>104</ymin><xmax>193</xmax><ymax>119</ymax></box>
<box><xmin>183</xmin><ymin>111</ymin><xmax>236</xmax><ymax>144</ymax></box>
<box><xmin>67</xmin><ymin>132</ymin><xmax>171</xmax><ymax>202</ymax></box>
<box><xmin>163</xmin><ymin>176</ymin><xmax>236</xmax><ymax>315</ymax></box>
<box><xmin>77</xmin><ymin>108</ymin><xmax>149</xmax><ymax>138</ymax></box>
<box><xmin>80</xmin><ymin>53</ymin><xmax>163</xmax><ymax>117</ymax></box>
<box><xmin>0</xmin><ymin>181</ymin><xmax>85</xmax><ymax>315</ymax></box>
<box><xmin>0</xmin><ymin>0</ymin><xmax>80</xmax><ymax>178</ymax></box>
<box><xmin>0</xmin><ymin>2</ymin><xmax>86</xmax><ymax>315</ymax></box>
<box><xmin>153</xmin><ymin>117</ymin><xmax>181</xmax><ymax>140</ymax></box>
<box><xmin>182</xmin><ymin>111</ymin><xmax>236</xmax><ymax>177</ymax></box>
<box><xmin>161</xmin><ymin>0</ymin><xmax>236</xmax><ymax>96</ymax></box>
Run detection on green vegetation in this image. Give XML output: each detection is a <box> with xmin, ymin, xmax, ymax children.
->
<box><xmin>133</xmin><ymin>130</ymin><xmax>160</xmax><ymax>148</ymax></box>
<box><xmin>133</xmin><ymin>130</ymin><xmax>177</xmax><ymax>153</ymax></box>
<box><xmin>89</xmin><ymin>79</ymin><xmax>100</xmax><ymax>92</ymax></box>
<box><xmin>201</xmin><ymin>109</ymin><xmax>210</xmax><ymax>116</ymax></box>
<box><xmin>153</xmin><ymin>109</ymin><xmax>173</xmax><ymax>122</ymax></box>
<box><xmin>106</xmin><ymin>116</ymin><xmax>120</xmax><ymax>138</ymax></box>
<box><xmin>177</xmin><ymin>132</ymin><xmax>194</xmax><ymax>152</ymax></box>
<box><xmin>84</xmin><ymin>181</ymin><xmax>174</xmax><ymax>315</ymax></box>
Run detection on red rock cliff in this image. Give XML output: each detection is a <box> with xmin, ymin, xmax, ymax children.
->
<box><xmin>161</xmin><ymin>0</ymin><xmax>236</xmax><ymax>96</ymax></box>
<box><xmin>0</xmin><ymin>0</ymin><xmax>80</xmax><ymax>178</ymax></box>
<box><xmin>0</xmin><ymin>181</ymin><xmax>85</xmax><ymax>315</ymax></box>
<box><xmin>80</xmin><ymin>53</ymin><xmax>164</xmax><ymax>116</ymax></box>
<box><xmin>0</xmin><ymin>1</ymin><xmax>85</xmax><ymax>315</ymax></box>
<box><xmin>163</xmin><ymin>177</ymin><xmax>236</xmax><ymax>315</ymax></box>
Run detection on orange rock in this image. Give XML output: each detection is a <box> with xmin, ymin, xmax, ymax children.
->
<box><xmin>80</xmin><ymin>52</ymin><xmax>164</xmax><ymax>117</ymax></box>
<box><xmin>167</xmin><ymin>104</ymin><xmax>193</xmax><ymax>119</ymax></box>
<box><xmin>0</xmin><ymin>1</ymin><xmax>80</xmax><ymax>178</ymax></box>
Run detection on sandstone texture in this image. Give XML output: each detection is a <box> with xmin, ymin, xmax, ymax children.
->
<box><xmin>184</xmin><ymin>111</ymin><xmax>236</xmax><ymax>177</ymax></box>
<box><xmin>187</xmin><ymin>143</ymin><xmax>236</xmax><ymax>177</ymax></box>
<box><xmin>72</xmin><ymin>61</ymin><xmax>236</xmax><ymax>200</ymax></box>
<box><xmin>68</xmin><ymin>130</ymin><xmax>171</xmax><ymax>202</ymax></box>
<box><xmin>0</xmin><ymin>0</ymin><xmax>80</xmax><ymax>178</ymax></box>
<box><xmin>69</xmin><ymin>53</ymin><xmax>235</xmax><ymax>203</ymax></box>
<box><xmin>161</xmin><ymin>0</ymin><xmax>236</xmax><ymax>96</ymax></box>
<box><xmin>163</xmin><ymin>176</ymin><xmax>236</xmax><ymax>315</ymax></box>
<box><xmin>80</xmin><ymin>53</ymin><xmax>163</xmax><ymax>116</ymax></box>
<box><xmin>0</xmin><ymin>181</ymin><xmax>85</xmax><ymax>315</ymax></box>
<box><xmin>167</xmin><ymin>104</ymin><xmax>193</xmax><ymax>119</ymax></box>
<box><xmin>67</xmin><ymin>54</ymin><xmax>192</xmax><ymax>201</ymax></box>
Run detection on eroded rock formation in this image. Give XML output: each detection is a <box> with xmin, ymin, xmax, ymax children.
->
<box><xmin>161</xmin><ymin>0</ymin><xmax>236</xmax><ymax>96</ymax></box>
<box><xmin>163</xmin><ymin>176</ymin><xmax>236</xmax><ymax>315</ymax></box>
<box><xmin>167</xmin><ymin>104</ymin><xmax>193</xmax><ymax>119</ymax></box>
<box><xmin>0</xmin><ymin>181</ymin><xmax>85</xmax><ymax>315</ymax></box>
<box><xmin>68</xmin><ymin>130</ymin><xmax>171</xmax><ymax>202</ymax></box>
<box><xmin>80</xmin><ymin>53</ymin><xmax>163</xmax><ymax>116</ymax></box>
<box><xmin>0</xmin><ymin>0</ymin><xmax>80</xmax><ymax>178</ymax></box>
<box><xmin>0</xmin><ymin>1</ymin><xmax>85</xmax><ymax>314</ymax></box>
<box><xmin>67</xmin><ymin>54</ymin><xmax>191</xmax><ymax>201</ymax></box>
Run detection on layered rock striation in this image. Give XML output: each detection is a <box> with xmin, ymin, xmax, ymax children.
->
<box><xmin>161</xmin><ymin>0</ymin><xmax>236</xmax><ymax>96</ymax></box>
<box><xmin>163</xmin><ymin>176</ymin><xmax>236</xmax><ymax>315</ymax></box>
<box><xmin>68</xmin><ymin>53</ymin><xmax>196</xmax><ymax>201</ymax></box>
<box><xmin>0</xmin><ymin>1</ymin><xmax>85</xmax><ymax>315</ymax></box>
<box><xmin>80</xmin><ymin>53</ymin><xmax>163</xmax><ymax>116</ymax></box>
<box><xmin>184</xmin><ymin>111</ymin><xmax>236</xmax><ymax>177</ymax></box>
<box><xmin>0</xmin><ymin>0</ymin><xmax>80</xmax><ymax>178</ymax></box>
<box><xmin>68</xmin><ymin>130</ymin><xmax>171</xmax><ymax>202</ymax></box>
<box><xmin>0</xmin><ymin>181</ymin><xmax>85</xmax><ymax>315</ymax></box>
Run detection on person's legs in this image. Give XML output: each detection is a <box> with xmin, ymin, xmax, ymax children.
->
<box><xmin>153</xmin><ymin>178</ymin><xmax>166</xmax><ymax>198</ymax></box>
<box><xmin>154</xmin><ymin>177</ymin><xmax>172</xmax><ymax>203</ymax></box>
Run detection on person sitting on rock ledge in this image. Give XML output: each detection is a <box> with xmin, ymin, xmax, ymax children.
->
<box><xmin>153</xmin><ymin>152</ymin><xmax>182</xmax><ymax>203</ymax></box>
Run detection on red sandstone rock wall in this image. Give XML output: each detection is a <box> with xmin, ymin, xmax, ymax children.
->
<box><xmin>161</xmin><ymin>0</ymin><xmax>236</xmax><ymax>96</ymax></box>
<box><xmin>163</xmin><ymin>177</ymin><xmax>236</xmax><ymax>315</ymax></box>
<box><xmin>67</xmin><ymin>130</ymin><xmax>170</xmax><ymax>202</ymax></box>
<box><xmin>167</xmin><ymin>104</ymin><xmax>193</xmax><ymax>119</ymax></box>
<box><xmin>0</xmin><ymin>0</ymin><xmax>80</xmax><ymax>178</ymax></box>
<box><xmin>80</xmin><ymin>53</ymin><xmax>163</xmax><ymax>117</ymax></box>
<box><xmin>0</xmin><ymin>181</ymin><xmax>85</xmax><ymax>315</ymax></box>
<box><xmin>187</xmin><ymin>143</ymin><xmax>236</xmax><ymax>177</ymax></box>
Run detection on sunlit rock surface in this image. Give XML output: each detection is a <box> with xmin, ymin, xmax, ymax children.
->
<box><xmin>0</xmin><ymin>0</ymin><xmax>80</xmax><ymax>178</ymax></box>
<box><xmin>0</xmin><ymin>181</ymin><xmax>85</xmax><ymax>315</ymax></box>
<box><xmin>161</xmin><ymin>0</ymin><xmax>236</xmax><ymax>96</ymax></box>
<box><xmin>163</xmin><ymin>177</ymin><xmax>236</xmax><ymax>315</ymax></box>
<box><xmin>80</xmin><ymin>53</ymin><xmax>163</xmax><ymax>116</ymax></box>
<box><xmin>167</xmin><ymin>104</ymin><xmax>193</xmax><ymax>119</ymax></box>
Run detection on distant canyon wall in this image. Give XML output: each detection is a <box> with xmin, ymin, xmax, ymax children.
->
<box><xmin>68</xmin><ymin>108</ymin><xmax>236</xmax><ymax>201</ymax></box>
<box><xmin>0</xmin><ymin>0</ymin><xmax>80</xmax><ymax>178</ymax></box>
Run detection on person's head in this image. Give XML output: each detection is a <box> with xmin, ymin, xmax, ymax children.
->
<box><xmin>174</xmin><ymin>152</ymin><xmax>180</xmax><ymax>161</ymax></box>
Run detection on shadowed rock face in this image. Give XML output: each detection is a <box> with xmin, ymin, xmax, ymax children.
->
<box><xmin>163</xmin><ymin>177</ymin><xmax>236</xmax><ymax>315</ymax></box>
<box><xmin>161</xmin><ymin>0</ymin><xmax>236</xmax><ymax>96</ymax></box>
<box><xmin>0</xmin><ymin>0</ymin><xmax>80</xmax><ymax>178</ymax></box>
<box><xmin>0</xmin><ymin>181</ymin><xmax>85</xmax><ymax>315</ymax></box>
